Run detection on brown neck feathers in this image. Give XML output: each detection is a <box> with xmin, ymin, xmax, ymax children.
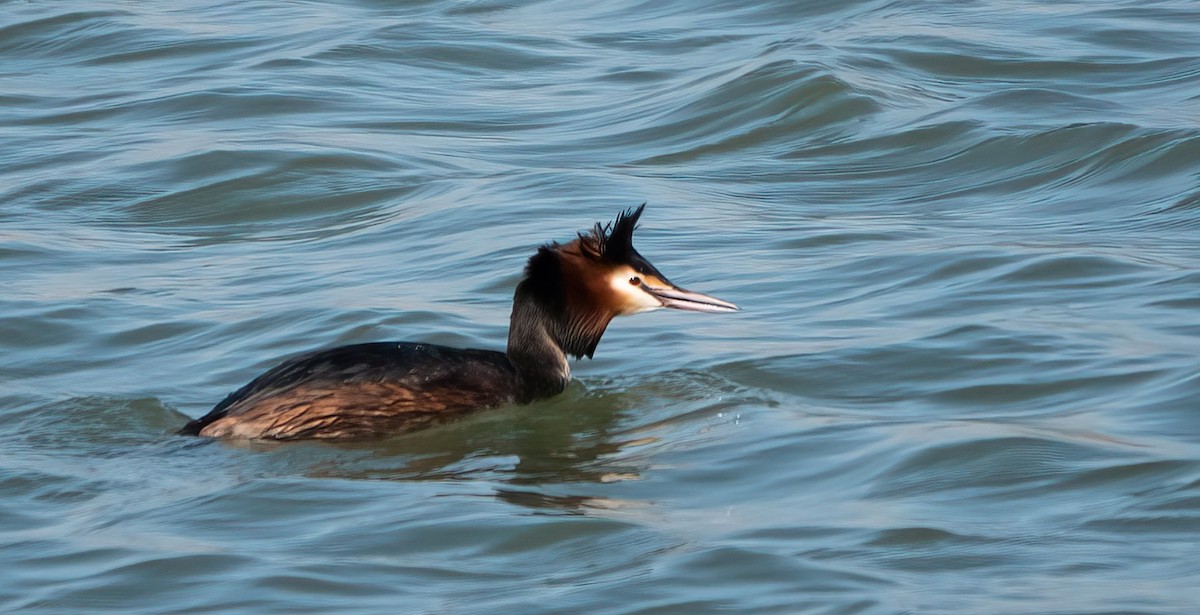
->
<box><xmin>506</xmin><ymin>244</ymin><xmax>614</xmax><ymax>400</ymax></box>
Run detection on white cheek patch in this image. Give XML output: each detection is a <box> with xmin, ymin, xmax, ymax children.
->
<box><xmin>628</xmin><ymin>303</ymin><xmax>664</xmax><ymax>315</ymax></box>
<box><xmin>608</xmin><ymin>272</ymin><xmax>663</xmax><ymax>315</ymax></box>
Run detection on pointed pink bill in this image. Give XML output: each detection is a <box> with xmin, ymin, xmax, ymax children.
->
<box><xmin>647</xmin><ymin>285</ymin><xmax>740</xmax><ymax>313</ymax></box>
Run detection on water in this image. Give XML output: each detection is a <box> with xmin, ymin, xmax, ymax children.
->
<box><xmin>2</xmin><ymin>0</ymin><xmax>1198</xmax><ymax>612</ymax></box>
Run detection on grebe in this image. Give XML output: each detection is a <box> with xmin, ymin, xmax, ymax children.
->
<box><xmin>179</xmin><ymin>205</ymin><xmax>738</xmax><ymax>440</ymax></box>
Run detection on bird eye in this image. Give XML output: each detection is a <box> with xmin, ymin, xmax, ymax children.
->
<box><xmin>629</xmin><ymin>276</ymin><xmax>641</xmax><ymax>286</ymax></box>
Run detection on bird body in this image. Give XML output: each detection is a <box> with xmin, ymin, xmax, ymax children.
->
<box><xmin>179</xmin><ymin>205</ymin><xmax>737</xmax><ymax>440</ymax></box>
<box><xmin>184</xmin><ymin>343</ymin><xmax>519</xmax><ymax>440</ymax></box>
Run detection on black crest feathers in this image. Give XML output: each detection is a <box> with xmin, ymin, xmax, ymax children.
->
<box><xmin>578</xmin><ymin>203</ymin><xmax>645</xmax><ymax>263</ymax></box>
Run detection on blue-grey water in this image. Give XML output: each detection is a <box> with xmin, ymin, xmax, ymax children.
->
<box><xmin>2</xmin><ymin>1</ymin><xmax>1198</xmax><ymax>613</ymax></box>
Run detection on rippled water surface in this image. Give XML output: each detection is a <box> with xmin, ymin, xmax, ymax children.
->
<box><xmin>3</xmin><ymin>1</ymin><xmax>1199</xmax><ymax>613</ymax></box>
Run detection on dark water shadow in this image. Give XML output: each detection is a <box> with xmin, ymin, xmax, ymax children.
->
<box><xmin>270</xmin><ymin>384</ymin><xmax>643</xmax><ymax>485</ymax></box>
<box><xmin>5</xmin><ymin>367</ymin><xmax>754</xmax><ymax>515</ymax></box>
<box><xmin>187</xmin><ymin>382</ymin><xmax>679</xmax><ymax>515</ymax></box>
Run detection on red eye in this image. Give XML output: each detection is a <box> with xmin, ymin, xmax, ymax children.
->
<box><xmin>629</xmin><ymin>276</ymin><xmax>641</xmax><ymax>286</ymax></box>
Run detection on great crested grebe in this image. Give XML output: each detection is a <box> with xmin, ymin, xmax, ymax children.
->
<box><xmin>179</xmin><ymin>205</ymin><xmax>738</xmax><ymax>440</ymax></box>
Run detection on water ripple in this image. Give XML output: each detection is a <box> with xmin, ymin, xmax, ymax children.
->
<box><xmin>2</xmin><ymin>0</ymin><xmax>1199</xmax><ymax>613</ymax></box>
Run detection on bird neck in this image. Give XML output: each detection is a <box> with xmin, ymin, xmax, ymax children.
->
<box><xmin>506</xmin><ymin>295</ymin><xmax>573</xmax><ymax>402</ymax></box>
<box><xmin>505</xmin><ymin>254</ymin><xmax>614</xmax><ymax>401</ymax></box>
